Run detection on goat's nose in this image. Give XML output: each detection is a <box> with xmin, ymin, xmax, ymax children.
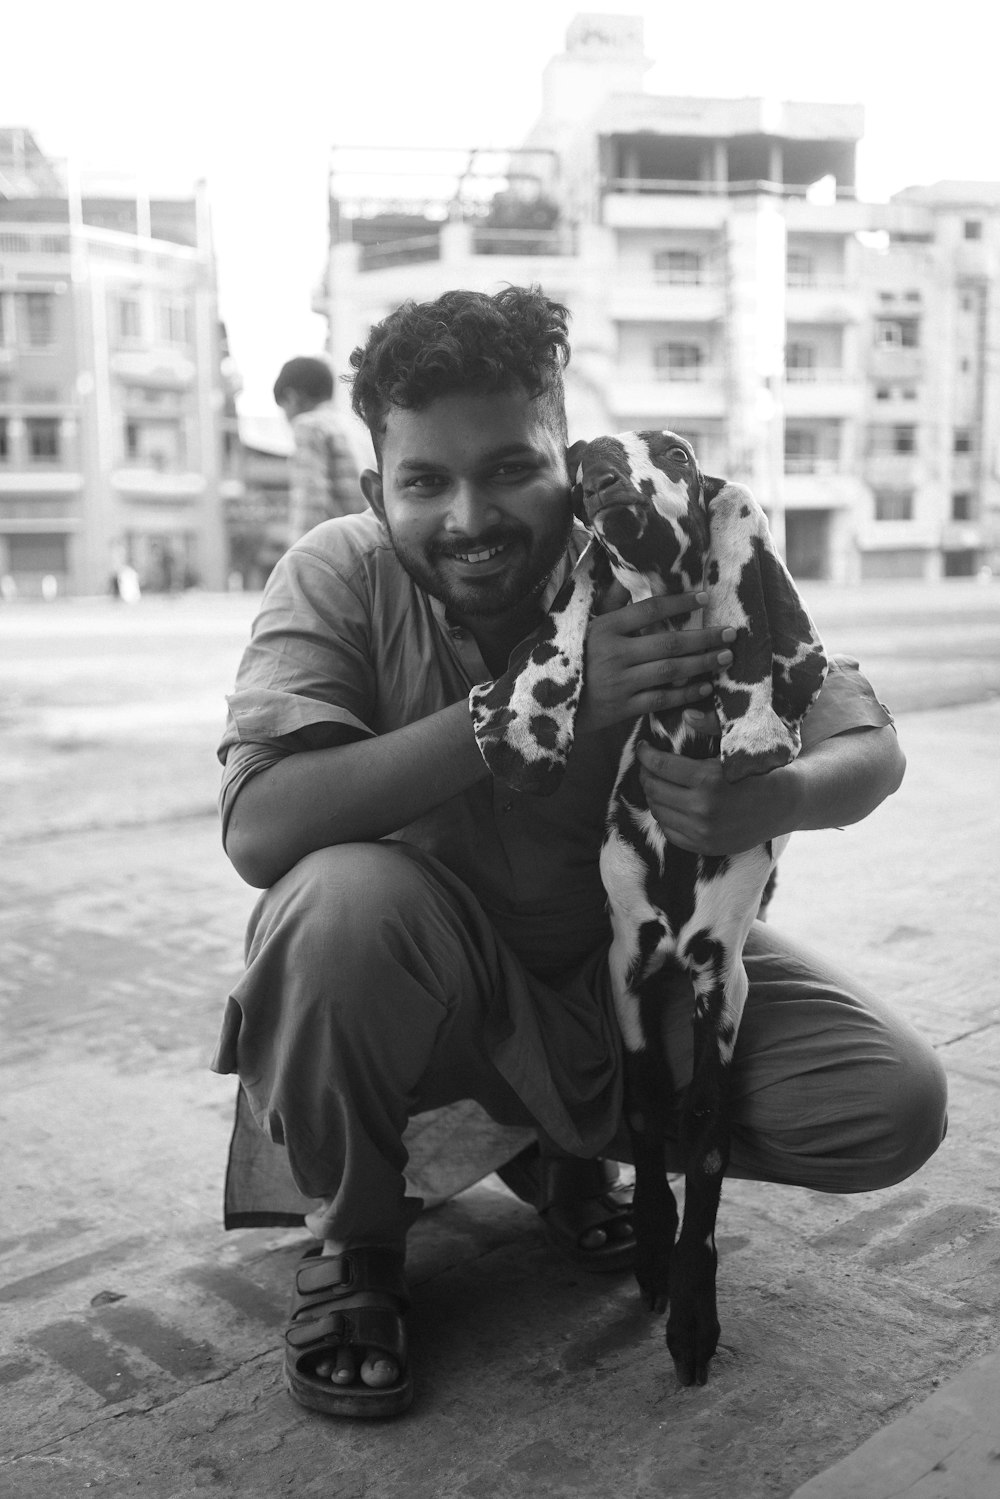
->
<box><xmin>583</xmin><ymin>467</ymin><xmax>623</xmax><ymax>498</ymax></box>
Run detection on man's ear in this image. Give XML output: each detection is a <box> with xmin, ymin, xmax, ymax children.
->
<box><xmin>360</xmin><ymin>468</ymin><xmax>385</xmax><ymax>520</ymax></box>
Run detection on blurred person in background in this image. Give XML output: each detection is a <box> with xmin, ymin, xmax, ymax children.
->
<box><xmin>273</xmin><ymin>355</ymin><xmax>367</xmax><ymax>542</ymax></box>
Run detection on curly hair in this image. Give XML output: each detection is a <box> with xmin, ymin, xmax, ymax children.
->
<box><xmin>347</xmin><ymin>285</ymin><xmax>571</xmax><ymax>457</ymax></box>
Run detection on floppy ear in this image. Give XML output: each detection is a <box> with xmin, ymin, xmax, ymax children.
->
<box><xmin>566</xmin><ymin>438</ymin><xmax>589</xmax><ymax>523</ymax></box>
<box><xmin>704</xmin><ymin>483</ymin><xmax>828</xmax><ymax>782</ymax></box>
<box><xmin>469</xmin><ymin>544</ymin><xmax>600</xmax><ymax>794</ymax></box>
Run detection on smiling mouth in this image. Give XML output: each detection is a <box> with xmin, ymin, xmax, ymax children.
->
<box><xmin>447</xmin><ymin>542</ymin><xmax>511</xmax><ymax>565</ymax></box>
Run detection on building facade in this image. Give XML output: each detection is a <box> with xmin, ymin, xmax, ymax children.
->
<box><xmin>319</xmin><ymin>15</ymin><xmax>1000</xmax><ymax>583</ymax></box>
<box><xmin>0</xmin><ymin>129</ymin><xmax>230</xmax><ymax>595</ymax></box>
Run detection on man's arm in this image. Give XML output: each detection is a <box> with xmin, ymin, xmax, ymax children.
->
<box><xmin>225</xmin><ymin>700</ymin><xmax>488</xmax><ymax>888</ymax></box>
<box><xmin>635</xmin><ymin>720</ymin><xmax>905</xmax><ymax>855</ymax></box>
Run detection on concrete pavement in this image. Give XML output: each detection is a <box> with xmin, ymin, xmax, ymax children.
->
<box><xmin>1</xmin><ymin>617</ymin><xmax>999</xmax><ymax>1495</ymax></box>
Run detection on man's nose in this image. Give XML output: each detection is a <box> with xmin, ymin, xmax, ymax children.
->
<box><xmin>444</xmin><ymin>481</ymin><xmax>501</xmax><ymax>532</ymax></box>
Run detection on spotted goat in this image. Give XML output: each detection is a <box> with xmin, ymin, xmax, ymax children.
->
<box><xmin>470</xmin><ymin>431</ymin><xmax>828</xmax><ymax>1386</ymax></box>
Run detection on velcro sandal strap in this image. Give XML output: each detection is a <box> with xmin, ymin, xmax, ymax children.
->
<box><xmin>285</xmin><ymin>1310</ymin><xmax>347</xmax><ymax>1350</ymax></box>
<box><xmin>293</xmin><ymin>1247</ymin><xmax>409</xmax><ymax>1311</ymax></box>
<box><xmin>285</xmin><ymin>1300</ymin><xmax>408</xmax><ymax>1366</ymax></box>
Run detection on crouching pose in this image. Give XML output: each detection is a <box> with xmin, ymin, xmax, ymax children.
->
<box><xmin>212</xmin><ymin>286</ymin><xmax>947</xmax><ymax>1417</ymax></box>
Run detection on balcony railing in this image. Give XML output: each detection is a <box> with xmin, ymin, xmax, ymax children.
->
<box><xmin>785</xmin><ymin>367</ymin><xmax>848</xmax><ymax>383</ymax></box>
<box><xmin>783</xmin><ymin>456</ymin><xmax>841</xmax><ymax>475</ymax></box>
<box><xmin>603</xmin><ymin>178</ymin><xmax>857</xmax><ymax>200</ymax></box>
<box><xmin>471</xmin><ymin>225</ymin><xmax>577</xmax><ymax>257</ymax></box>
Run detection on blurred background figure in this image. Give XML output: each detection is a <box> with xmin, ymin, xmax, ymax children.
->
<box><xmin>273</xmin><ymin>357</ymin><xmax>366</xmax><ymax>544</ymax></box>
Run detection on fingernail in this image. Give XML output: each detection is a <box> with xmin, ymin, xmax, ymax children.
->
<box><xmin>722</xmin><ymin>628</ymin><xmax>736</xmax><ymax>642</ymax></box>
<box><xmin>695</xmin><ymin>591</ymin><xmax>709</xmax><ymax>604</ymax></box>
<box><xmin>699</xmin><ymin>683</ymin><xmax>713</xmax><ymax>696</ymax></box>
<box><xmin>718</xmin><ymin>650</ymin><xmax>733</xmax><ymax>665</ymax></box>
<box><xmin>685</xmin><ymin>709</ymin><xmax>704</xmax><ymax>722</ymax></box>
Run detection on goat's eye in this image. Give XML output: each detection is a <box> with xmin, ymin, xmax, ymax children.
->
<box><xmin>668</xmin><ymin>447</ymin><xmax>689</xmax><ymax>463</ymax></box>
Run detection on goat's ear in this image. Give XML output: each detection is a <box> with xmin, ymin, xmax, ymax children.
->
<box><xmin>705</xmin><ymin>484</ymin><xmax>828</xmax><ymax>781</ymax></box>
<box><xmin>701</xmin><ymin>472</ymin><xmax>727</xmax><ymax>504</ymax></box>
<box><xmin>566</xmin><ymin>439</ymin><xmax>589</xmax><ymax>523</ymax></box>
<box><xmin>468</xmin><ymin>547</ymin><xmax>599</xmax><ymax>794</ymax></box>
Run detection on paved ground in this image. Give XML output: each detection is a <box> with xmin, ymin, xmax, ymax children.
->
<box><xmin>1</xmin><ymin>584</ymin><xmax>999</xmax><ymax>1498</ymax></box>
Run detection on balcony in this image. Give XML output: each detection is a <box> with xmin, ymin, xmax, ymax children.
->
<box><xmin>0</xmin><ymin>469</ymin><xmax>84</xmax><ymax>494</ymax></box>
<box><xmin>783</xmin><ymin>370</ymin><xmax>863</xmax><ymax>418</ymax></box>
<box><xmin>869</xmin><ymin>347</ymin><xmax>924</xmax><ymax>382</ymax></box>
<box><xmin>609</xmin><ymin>279</ymin><xmax>725</xmax><ymax>322</ymax></box>
<box><xmin>784</xmin><ymin>279</ymin><xmax>863</xmax><ymax>324</ymax></box>
<box><xmin>110</xmin><ymin>347</ymin><xmax>196</xmax><ymax>388</ymax></box>
<box><xmin>111</xmin><ymin>468</ymin><xmax>205</xmax><ymax>501</ymax></box>
<box><xmin>609</xmin><ymin>368</ymin><xmax>726</xmax><ymax>421</ymax></box>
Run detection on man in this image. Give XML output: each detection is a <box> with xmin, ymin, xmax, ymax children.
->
<box><xmin>273</xmin><ymin>355</ymin><xmax>367</xmax><ymax>542</ymax></box>
<box><xmin>215</xmin><ymin>287</ymin><xmax>946</xmax><ymax>1419</ymax></box>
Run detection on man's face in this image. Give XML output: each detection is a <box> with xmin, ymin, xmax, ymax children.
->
<box><xmin>361</xmin><ymin>388</ymin><xmax>573</xmax><ymax>620</ymax></box>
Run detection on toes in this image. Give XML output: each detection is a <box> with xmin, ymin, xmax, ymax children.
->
<box><xmin>579</xmin><ymin>1225</ymin><xmax>609</xmax><ymax>1251</ymax></box>
<box><xmin>360</xmin><ymin>1353</ymin><xmax>399</xmax><ymax>1389</ymax></box>
<box><xmin>315</xmin><ymin>1347</ymin><xmax>356</xmax><ymax>1384</ymax></box>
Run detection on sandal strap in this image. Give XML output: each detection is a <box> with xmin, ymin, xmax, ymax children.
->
<box><xmin>293</xmin><ymin>1247</ymin><xmax>409</xmax><ymax>1313</ymax></box>
<box><xmin>286</xmin><ymin>1296</ymin><xmax>408</xmax><ymax>1366</ymax></box>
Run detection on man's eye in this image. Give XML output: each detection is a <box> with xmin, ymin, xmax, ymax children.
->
<box><xmin>407</xmin><ymin>474</ymin><xmax>446</xmax><ymax>489</ymax></box>
<box><xmin>493</xmin><ymin>463</ymin><xmax>532</xmax><ymax>481</ymax></box>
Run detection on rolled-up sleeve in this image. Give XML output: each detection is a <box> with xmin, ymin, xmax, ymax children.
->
<box><xmin>217</xmin><ymin>543</ymin><xmax>376</xmax><ymax>838</ymax></box>
<box><xmin>800</xmin><ymin>655</ymin><xmax>895</xmax><ymax>751</ymax></box>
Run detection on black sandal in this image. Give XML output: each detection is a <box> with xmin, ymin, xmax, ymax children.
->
<box><xmin>496</xmin><ymin>1143</ymin><xmax>636</xmax><ymax>1273</ymax></box>
<box><xmin>284</xmin><ymin>1246</ymin><xmax>413</xmax><ymax>1418</ymax></box>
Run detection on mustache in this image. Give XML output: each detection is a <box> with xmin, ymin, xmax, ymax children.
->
<box><xmin>431</xmin><ymin>525</ymin><xmax>529</xmax><ymax>559</ymax></box>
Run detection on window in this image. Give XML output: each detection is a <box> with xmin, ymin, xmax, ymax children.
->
<box><xmin>26</xmin><ymin>417</ymin><xmax>60</xmax><ymax>461</ymax></box>
<box><xmin>158</xmin><ymin>298</ymin><xmax>191</xmax><ymax>344</ymax></box>
<box><xmin>124</xmin><ymin>417</ymin><xmax>184</xmax><ymax>470</ymax></box>
<box><xmin>954</xmin><ymin>428</ymin><xmax>974</xmax><ymax>454</ymax></box>
<box><xmin>786</xmin><ymin>342</ymin><xmax>816</xmax><ymax>381</ymax></box>
<box><xmin>654</xmin><ymin>342</ymin><xmax>703</xmax><ymax>381</ymax></box>
<box><xmin>874</xmin><ymin>491</ymin><xmax>913</xmax><ymax>521</ymax></box>
<box><xmin>875</xmin><ymin>386</ymin><xmax>891</xmax><ymax>401</ymax></box>
<box><xmin>904</xmin><ymin>291</ymin><xmax>921</xmax><ymax>303</ymax></box>
<box><xmin>653</xmin><ymin>249</ymin><xmax>702</xmax><ymax>285</ymax></box>
<box><xmin>0</xmin><ymin>417</ymin><xmax>8</xmax><ymax>459</ymax></box>
<box><xmin>875</xmin><ymin>317</ymin><xmax>920</xmax><ymax>348</ymax></box>
<box><xmin>784</xmin><ymin>428</ymin><xmax>817</xmax><ymax>472</ymax></box>
<box><xmin>24</xmin><ymin>293</ymin><xmax>54</xmax><ymax>347</ymax></box>
<box><xmin>964</xmin><ymin>219</ymin><xmax>983</xmax><ymax>240</ymax></box>
<box><xmin>117</xmin><ymin>297</ymin><xmax>142</xmax><ymax>340</ymax></box>
<box><xmin>952</xmin><ymin>492</ymin><xmax>973</xmax><ymax>521</ymax></box>
<box><xmin>869</xmin><ymin>424</ymin><xmax>917</xmax><ymax>456</ymax></box>
<box><xmin>786</xmin><ymin>251</ymin><xmax>814</xmax><ymax>286</ymax></box>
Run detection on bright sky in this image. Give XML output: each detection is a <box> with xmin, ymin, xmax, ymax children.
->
<box><xmin>6</xmin><ymin>0</ymin><xmax>998</xmax><ymax>416</ymax></box>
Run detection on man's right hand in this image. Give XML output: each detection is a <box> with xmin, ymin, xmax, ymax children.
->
<box><xmin>577</xmin><ymin>584</ymin><xmax>735</xmax><ymax>734</ymax></box>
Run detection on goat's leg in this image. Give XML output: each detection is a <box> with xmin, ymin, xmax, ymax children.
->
<box><xmin>625</xmin><ymin>1043</ymin><xmax>678</xmax><ymax>1314</ymax></box>
<box><xmin>666</xmin><ymin>934</ymin><xmax>748</xmax><ymax>1385</ymax></box>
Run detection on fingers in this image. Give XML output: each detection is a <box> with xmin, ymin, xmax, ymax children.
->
<box><xmin>602</xmin><ymin>590</ymin><xmax>708</xmax><ymax>633</ymax></box>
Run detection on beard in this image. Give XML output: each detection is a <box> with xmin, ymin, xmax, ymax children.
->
<box><xmin>385</xmin><ymin>514</ymin><xmax>574</xmax><ymax>618</ymax></box>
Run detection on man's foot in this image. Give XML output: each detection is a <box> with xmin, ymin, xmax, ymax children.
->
<box><xmin>496</xmin><ymin>1143</ymin><xmax>636</xmax><ymax>1272</ymax></box>
<box><xmin>284</xmin><ymin>1245</ymin><xmax>412</xmax><ymax>1417</ymax></box>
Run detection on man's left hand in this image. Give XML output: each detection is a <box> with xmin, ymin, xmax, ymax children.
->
<box><xmin>636</xmin><ymin>711</ymin><xmax>800</xmax><ymax>855</ymax></box>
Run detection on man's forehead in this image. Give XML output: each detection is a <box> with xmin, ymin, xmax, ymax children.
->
<box><xmin>382</xmin><ymin>390</ymin><xmax>560</xmax><ymax>464</ymax></box>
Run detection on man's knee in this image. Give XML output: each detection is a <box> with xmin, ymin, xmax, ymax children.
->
<box><xmin>869</xmin><ymin>1038</ymin><xmax>949</xmax><ymax>1189</ymax></box>
<box><xmin>256</xmin><ymin>841</ymin><xmax>434</xmax><ymax>958</ymax></box>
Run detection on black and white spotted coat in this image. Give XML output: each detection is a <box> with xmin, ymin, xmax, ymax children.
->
<box><xmin>470</xmin><ymin>430</ymin><xmax>828</xmax><ymax>1387</ymax></box>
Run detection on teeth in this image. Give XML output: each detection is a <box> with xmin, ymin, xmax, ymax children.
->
<box><xmin>454</xmin><ymin>544</ymin><xmax>505</xmax><ymax>564</ymax></box>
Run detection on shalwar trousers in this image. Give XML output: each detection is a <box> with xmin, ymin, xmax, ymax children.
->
<box><xmin>212</xmin><ymin>840</ymin><xmax>948</xmax><ymax>1250</ymax></box>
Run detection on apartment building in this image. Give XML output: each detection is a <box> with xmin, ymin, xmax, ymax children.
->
<box><xmin>319</xmin><ymin>15</ymin><xmax>1000</xmax><ymax>583</ymax></box>
<box><xmin>0</xmin><ymin>129</ymin><xmax>229</xmax><ymax>595</ymax></box>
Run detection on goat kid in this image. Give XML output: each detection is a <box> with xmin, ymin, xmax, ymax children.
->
<box><xmin>470</xmin><ymin>430</ymin><xmax>828</xmax><ymax>1387</ymax></box>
